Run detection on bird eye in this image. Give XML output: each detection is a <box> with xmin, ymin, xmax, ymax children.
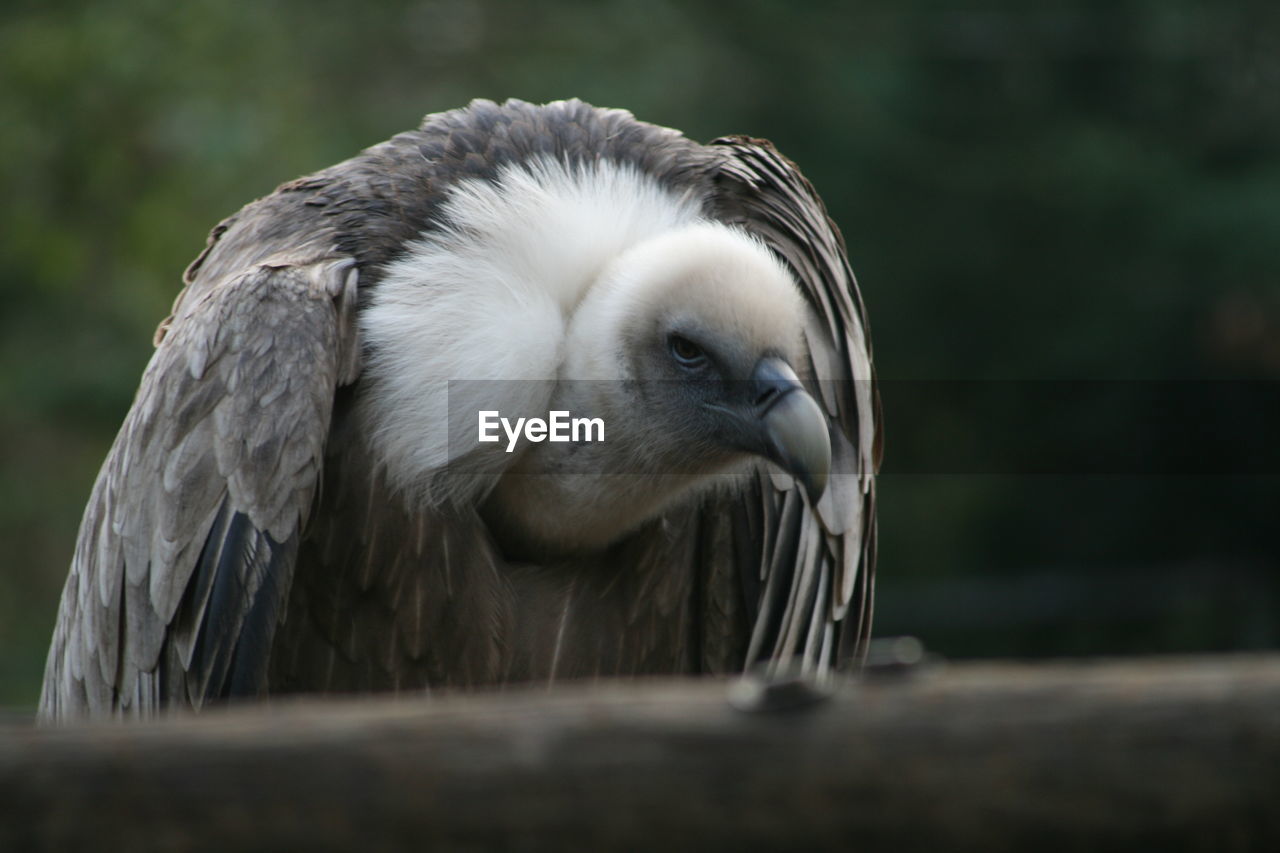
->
<box><xmin>668</xmin><ymin>334</ymin><xmax>707</xmax><ymax>368</ymax></box>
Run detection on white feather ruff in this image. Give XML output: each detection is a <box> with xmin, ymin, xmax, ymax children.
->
<box><xmin>358</xmin><ymin>156</ymin><xmax>803</xmax><ymax>508</ymax></box>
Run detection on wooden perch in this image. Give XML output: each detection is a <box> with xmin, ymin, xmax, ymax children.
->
<box><xmin>2</xmin><ymin>655</ymin><xmax>1278</xmax><ymax>852</ymax></box>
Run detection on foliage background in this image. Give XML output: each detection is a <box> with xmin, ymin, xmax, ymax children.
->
<box><xmin>2</xmin><ymin>0</ymin><xmax>1277</xmax><ymax>707</ymax></box>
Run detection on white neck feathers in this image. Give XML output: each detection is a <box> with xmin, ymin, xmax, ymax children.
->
<box><xmin>357</xmin><ymin>157</ymin><xmax>704</xmax><ymax>501</ymax></box>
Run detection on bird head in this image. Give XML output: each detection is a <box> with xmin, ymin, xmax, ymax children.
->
<box><xmin>561</xmin><ymin>222</ymin><xmax>831</xmax><ymax>503</ymax></box>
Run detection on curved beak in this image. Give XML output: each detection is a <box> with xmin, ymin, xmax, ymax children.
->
<box><xmin>748</xmin><ymin>358</ymin><xmax>832</xmax><ymax>503</ymax></box>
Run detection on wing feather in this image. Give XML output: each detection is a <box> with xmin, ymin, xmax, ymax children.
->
<box><xmin>39</xmin><ymin>255</ymin><xmax>359</xmax><ymax>719</ymax></box>
<box><xmin>700</xmin><ymin>137</ymin><xmax>880</xmax><ymax>676</ymax></box>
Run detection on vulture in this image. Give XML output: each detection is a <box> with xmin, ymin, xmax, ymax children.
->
<box><xmin>39</xmin><ymin>98</ymin><xmax>879</xmax><ymax>720</ymax></box>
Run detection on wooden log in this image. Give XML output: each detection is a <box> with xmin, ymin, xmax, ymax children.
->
<box><xmin>2</xmin><ymin>655</ymin><xmax>1278</xmax><ymax>852</ymax></box>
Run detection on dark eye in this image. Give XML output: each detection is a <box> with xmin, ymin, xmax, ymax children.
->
<box><xmin>668</xmin><ymin>334</ymin><xmax>707</xmax><ymax>368</ymax></box>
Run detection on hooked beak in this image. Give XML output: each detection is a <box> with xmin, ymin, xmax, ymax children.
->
<box><xmin>747</xmin><ymin>357</ymin><xmax>831</xmax><ymax>503</ymax></box>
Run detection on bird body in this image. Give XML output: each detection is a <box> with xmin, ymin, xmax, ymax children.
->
<box><xmin>40</xmin><ymin>99</ymin><xmax>878</xmax><ymax>720</ymax></box>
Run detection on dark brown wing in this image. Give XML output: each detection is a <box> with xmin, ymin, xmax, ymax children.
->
<box><xmin>697</xmin><ymin>137</ymin><xmax>880</xmax><ymax>678</ymax></box>
<box><xmin>39</xmin><ymin>251</ymin><xmax>360</xmax><ymax>719</ymax></box>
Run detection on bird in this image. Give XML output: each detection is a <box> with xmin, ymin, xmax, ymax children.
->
<box><xmin>39</xmin><ymin>98</ymin><xmax>879</xmax><ymax>720</ymax></box>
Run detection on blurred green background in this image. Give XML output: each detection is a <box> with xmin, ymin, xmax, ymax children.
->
<box><xmin>3</xmin><ymin>0</ymin><xmax>1278</xmax><ymax>707</ymax></box>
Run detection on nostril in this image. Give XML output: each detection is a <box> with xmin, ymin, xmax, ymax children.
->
<box><xmin>749</xmin><ymin>358</ymin><xmax>801</xmax><ymax>412</ymax></box>
<box><xmin>755</xmin><ymin>385</ymin><xmax>782</xmax><ymax>410</ymax></box>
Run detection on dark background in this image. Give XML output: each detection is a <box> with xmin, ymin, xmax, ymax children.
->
<box><xmin>3</xmin><ymin>0</ymin><xmax>1278</xmax><ymax>708</ymax></box>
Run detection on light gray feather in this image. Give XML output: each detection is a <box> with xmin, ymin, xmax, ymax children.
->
<box><xmin>39</xmin><ymin>254</ymin><xmax>359</xmax><ymax>720</ymax></box>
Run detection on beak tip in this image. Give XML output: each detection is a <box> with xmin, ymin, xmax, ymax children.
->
<box><xmin>760</xmin><ymin>387</ymin><xmax>832</xmax><ymax>505</ymax></box>
<box><xmin>746</xmin><ymin>358</ymin><xmax>832</xmax><ymax>503</ymax></box>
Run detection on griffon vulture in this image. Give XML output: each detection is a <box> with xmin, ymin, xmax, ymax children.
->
<box><xmin>40</xmin><ymin>98</ymin><xmax>879</xmax><ymax>720</ymax></box>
